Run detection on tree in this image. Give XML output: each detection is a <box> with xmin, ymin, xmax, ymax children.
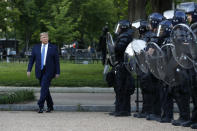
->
<box><xmin>0</xmin><ymin>1</ymin><xmax>19</xmax><ymax>39</ymax></box>
<box><xmin>79</xmin><ymin>0</ymin><xmax>118</xmax><ymax>47</ymax></box>
<box><xmin>46</xmin><ymin>0</ymin><xmax>80</xmax><ymax>46</ymax></box>
<box><xmin>128</xmin><ymin>0</ymin><xmax>147</xmax><ymax>21</ymax></box>
<box><xmin>128</xmin><ymin>0</ymin><xmax>172</xmax><ymax>21</ymax></box>
<box><xmin>10</xmin><ymin>0</ymin><xmax>40</xmax><ymax>51</ymax></box>
<box><xmin>114</xmin><ymin>0</ymin><xmax>128</xmax><ymax>20</ymax></box>
<box><xmin>0</xmin><ymin>1</ymin><xmax>8</xmax><ymax>38</ymax></box>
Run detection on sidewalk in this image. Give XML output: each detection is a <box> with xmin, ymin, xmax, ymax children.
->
<box><xmin>0</xmin><ymin>86</ymin><xmax>190</xmax><ymax>112</ymax></box>
<box><xmin>0</xmin><ymin>111</ymin><xmax>194</xmax><ymax>131</ymax></box>
<box><xmin>0</xmin><ymin>87</ymin><xmax>194</xmax><ymax>131</ymax></box>
<box><xmin>0</xmin><ymin>86</ymin><xmax>138</xmax><ymax>112</ymax></box>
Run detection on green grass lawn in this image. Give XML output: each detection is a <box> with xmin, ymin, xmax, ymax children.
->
<box><xmin>0</xmin><ymin>61</ymin><xmax>107</xmax><ymax>87</ymax></box>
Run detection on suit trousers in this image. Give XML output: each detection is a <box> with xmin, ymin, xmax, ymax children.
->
<box><xmin>38</xmin><ymin>67</ymin><xmax>53</xmax><ymax>108</ymax></box>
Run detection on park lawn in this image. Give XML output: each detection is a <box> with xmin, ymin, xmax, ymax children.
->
<box><xmin>0</xmin><ymin>62</ymin><xmax>108</xmax><ymax>87</ymax></box>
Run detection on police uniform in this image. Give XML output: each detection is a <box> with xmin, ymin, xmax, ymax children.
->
<box><xmin>113</xmin><ymin>20</ymin><xmax>135</xmax><ymax>116</ymax></box>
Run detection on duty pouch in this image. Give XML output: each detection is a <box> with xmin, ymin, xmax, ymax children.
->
<box><xmin>106</xmin><ymin>68</ymin><xmax>116</xmax><ymax>87</ymax></box>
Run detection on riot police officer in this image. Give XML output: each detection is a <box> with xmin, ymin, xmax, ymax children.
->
<box><xmin>170</xmin><ymin>10</ymin><xmax>191</xmax><ymax>126</ymax></box>
<box><xmin>172</xmin><ymin>10</ymin><xmax>188</xmax><ymax>26</ymax></box>
<box><xmin>133</xmin><ymin>20</ymin><xmax>153</xmax><ymax>118</ymax></box>
<box><xmin>142</xmin><ymin>13</ymin><xmax>164</xmax><ymax>121</ymax></box>
<box><xmin>155</xmin><ymin>19</ymin><xmax>174</xmax><ymax>123</ymax></box>
<box><xmin>141</xmin><ymin>13</ymin><xmax>164</xmax><ymax>43</ymax></box>
<box><xmin>184</xmin><ymin>2</ymin><xmax>197</xmax><ymax>25</ymax></box>
<box><xmin>138</xmin><ymin>20</ymin><xmax>149</xmax><ymax>38</ymax></box>
<box><xmin>178</xmin><ymin>2</ymin><xmax>197</xmax><ymax>129</ymax></box>
<box><xmin>155</xmin><ymin>19</ymin><xmax>190</xmax><ymax>124</ymax></box>
<box><xmin>111</xmin><ymin>20</ymin><xmax>135</xmax><ymax>116</ymax></box>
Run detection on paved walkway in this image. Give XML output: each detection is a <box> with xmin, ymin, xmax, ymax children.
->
<box><xmin>0</xmin><ymin>111</ymin><xmax>194</xmax><ymax>131</ymax></box>
<box><xmin>0</xmin><ymin>87</ymin><xmax>195</xmax><ymax>131</ymax></box>
<box><xmin>0</xmin><ymin>86</ymin><xmax>189</xmax><ymax>112</ymax></box>
<box><xmin>0</xmin><ymin>87</ymin><xmax>139</xmax><ymax>112</ymax></box>
<box><xmin>0</xmin><ymin>92</ymin><xmax>139</xmax><ymax>112</ymax></box>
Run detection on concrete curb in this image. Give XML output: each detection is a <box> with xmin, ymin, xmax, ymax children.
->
<box><xmin>0</xmin><ymin>104</ymin><xmax>182</xmax><ymax>113</ymax></box>
<box><xmin>0</xmin><ymin>104</ymin><xmax>136</xmax><ymax>112</ymax></box>
<box><xmin>0</xmin><ymin>87</ymin><xmax>114</xmax><ymax>93</ymax></box>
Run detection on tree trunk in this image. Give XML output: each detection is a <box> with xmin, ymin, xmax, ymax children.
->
<box><xmin>128</xmin><ymin>0</ymin><xmax>147</xmax><ymax>21</ymax></box>
<box><xmin>150</xmin><ymin>0</ymin><xmax>172</xmax><ymax>13</ymax></box>
<box><xmin>128</xmin><ymin>0</ymin><xmax>173</xmax><ymax>21</ymax></box>
<box><xmin>25</xmin><ymin>30</ymin><xmax>32</xmax><ymax>52</ymax></box>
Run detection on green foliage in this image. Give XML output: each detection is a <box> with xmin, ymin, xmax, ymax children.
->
<box><xmin>113</xmin><ymin>0</ymin><xmax>128</xmax><ymax>20</ymax></box>
<box><xmin>145</xmin><ymin>0</ymin><xmax>153</xmax><ymax>16</ymax></box>
<box><xmin>0</xmin><ymin>0</ymin><xmax>126</xmax><ymax>50</ymax></box>
<box><xmin>174</xmin><ymin>0</ymin><xmax>197</xmax><ymax>4</ymax></box>
<box><xmin>0</xmin><ymin>1</ymin><xmax>20</xmax><ymax>39</ymax></box>
<box><xmin>79</xmin><ymin>0</ymin><xmax>118</xmax><ymax>45</ymax></box>
<box><xmin>0</xmin><ymin>90</ymin><xmax>35</xmax><ymax>104</ymax></box>
<box><xmin>0</xmin><ymin>62</ymin><xmax>107</xmax><ymax>87</ymax></box>
<box><xmin>5</xmin><ymin>0</ymin><xmax>197</xmax><ymax>51</ymax></box>
<box><xmin>0</xmin><ymin>1</ymin><xmax>8</xmax><ymax>32</ymax></box>
<box><xmin>10</xmin><ymin>0</ymin><xmax>40</xmax><ymax>50</ymax></box>
<box><xmin>46</xmin><ymin>0</ymin><xmax>80</xmax><ymax>45</ymax></box>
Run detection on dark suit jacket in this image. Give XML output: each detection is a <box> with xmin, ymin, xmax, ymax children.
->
<box><xmin>27</xmin><ymin>43</ymin><xmax>60</xmax><ymax>79</ymax></box>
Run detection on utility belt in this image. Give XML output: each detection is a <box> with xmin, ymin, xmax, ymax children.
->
<box><xmin>113</xmin><ymin>61</ymin><xmax>126</xmax><ymax>69</ymax></box>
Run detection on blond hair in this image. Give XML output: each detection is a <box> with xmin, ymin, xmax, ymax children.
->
<box><xmin>40</xmin><ymin>32</ymin><xmax>48</xmax><ymax>37</ymax></box>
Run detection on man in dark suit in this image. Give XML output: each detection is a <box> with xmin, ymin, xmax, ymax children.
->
<box><xmin>27</xmin><ymin>32</ymin><xmax>60</xmax><ymax>113</ymax></box>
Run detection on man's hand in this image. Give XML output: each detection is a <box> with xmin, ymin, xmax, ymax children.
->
<box><xmin>27</xmin><ymin>72</ymin><xmax>31</xmax><ymax>78</ymax></box>
<box><xmin>55</xmin><ymin>74</ymin><xmax>60</xmax><ymax>78</ymax></box>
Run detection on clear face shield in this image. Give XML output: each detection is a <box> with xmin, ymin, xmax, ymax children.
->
<box><xmin>114</xmin><ymin>23</ymin><xmax>121</xmax><ymax>35</ymax></box>
<box><xmin>156</xmin><ymin>25</ymin><xmax>164</xmax><ymax>37</ymax></box>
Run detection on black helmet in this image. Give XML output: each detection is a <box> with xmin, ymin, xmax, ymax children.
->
<box><xmin>156</xmin><ymin>20</ymin><xmax>173</xmax><ymax>38</ymax></box>
<box><xmin>148</xmin><ymin>13</ymin><xmax>164</xmax><ymax>29</ymax></box>
<box><xmin>102</xmin><ymin>25</ymin><xmax>109</xmax><ymax>33</ymax></box>
<box><xmin>114</xmin><ymin>20</ymin><xmax>131</xmax><ymax>35</ymax></box>
<box><xmin>138</xmin><ymin>20</ymin><xmax>149</xmax><ymax>35</ymax></box>
<box><xmin>172</xmin><ymin>10</ymin><xmax>187</xmax><ymax>26</ymax></box>
<box><xmin>177</xmin><ymin>2</ymin><xmax>197</xmax><ymax>23</ymax></box>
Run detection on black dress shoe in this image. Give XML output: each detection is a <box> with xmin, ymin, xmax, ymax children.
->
<box><xmin>133</xmin><ymin>113</ymin><xmax>147</xmax><ymax>118</ymax></box>
<box><xmin>191</xmin><ymin>123</ymin><xmax>197</xmax><ymax>129</ymax></box>
<box><xmin>133</xmin><ymin>113</ymin><xmax>138</xmax><ymax>117</ymax></box>
<box><xmin>38</xmin><ymin>108</ymin><xmax>44</xmax><ymax>113</ymax></box>
<box><xmin>109</xmin><ymin>112</ymin><xmax>116</xmax><ymax>116</ymax></box>
<box><xmin>114</xmin><ymin>112</ymin><xmax>131</xmax><ymax>117</ymax></box>
<box><xmin>158</xmin><ymin>117</ymin><xmax>172</xmax><ymax>123</ymax></box>
<box><xmin>171</xmin><ymin>118</ymin><xmax>187</xmax><ymax>126</ymax></box>
<box><xmin>181</xmin><ymin>121</ymin><xmax>194</xmax><ymax>127</ymax></box>
<box><xmin>46</xmin><ymin>107</ymin><xmax>54</xmax><ymax>113</ymax></box>
<box><xmin>146</xmin><ymin>114</ymin><xmax>160</xmax><ymax>121</ymax></box>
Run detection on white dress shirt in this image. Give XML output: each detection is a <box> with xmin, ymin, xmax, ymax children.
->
<box><xmin>41</xmin><ymin>43</ymin><xmax>48</xmax><ymax>66</ymax></box>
